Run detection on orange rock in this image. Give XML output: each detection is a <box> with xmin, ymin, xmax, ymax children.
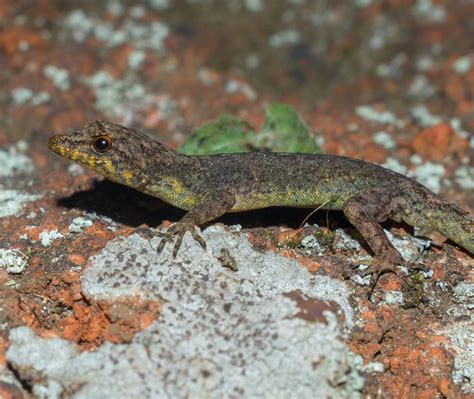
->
<box><xmin>0</xmin><ymin>381</ymin><xmax>25</xmax><ymax>398</ymax></box>
<box><xmin>438</xmin><ymin>378</ymin><xmax>451</xmax><ymax>397</ymax></box>
<box><xmin>431</xmin><ymin>263</ymin><xmax>446</xmax><ymax>280</ymax></box>
<box><xmin>62</xmin><ymin>271</ymin><xmax>79</xmax><ymax>285</ymax></box>
<box><xmin>361</xmin><ymin>143</ymin><xmax>388</xmax><ymax>164</ymax></box>
<box><xmin>308</xmin><ymin>261</ymin><xmax>321</xmax><ymax>272</ymax></box>
<box><xmin>395</xmin><ymin>147</ymin><xmax>412</xmax><ymax>159</ymax></box>
<box><xmin>72</xmin><ymin>291</ymin><xmax>83</xmax><ymax>302</ymax></box>
<box><xmin>418</xmin><ymin>389</ymin><xmax>440</xmax><ymax>399</ymax></box>
<box><xmin>323</xmin><ymin>139</ymin><xmax>344</xmax><ymax>155</ymax></box>
<box><xmin>363</xmin><ymin>321</ymin><xmax>382</xmax><ymax>336</ymax></box>
<box><xmin>278</xmin><ymin>248</ymin><xmax>294</xmax><ymax>259</ymax></box>
<box><xmin>0</xmin><ymin>26</ymin><xmax>46</xmax><ymax>55</ymax></box>
<box><xmin>275</xmin><ymin>229</ymin><xmax>300</xmax><ymax>245</ymax></box>
<box><xmin>264</xmin><ymin>238</ymin><xmax>277</xmax><ymax>251</ymax></box>
<box><xmin>26</xmin><ymin>227</ymin><xmax>41</xmax><ymax>241</ymax></box>
<box><xmin>51</xmin><ymin>110</ymin><xmax>87</xmax><ymax>133</ymax></box>
<box><xmin>428</xmin><ymin>346</ymin><xmax>449</xmax><ymax>362</ymax></box>
<box><xmin>377</xmin><ymin>306</ymin><xmax>394</xmax><ymax>323</ymax></box>
<box><xmin>0</xmin><ymin>270</ymin><xmax>9</xmax><ymax>284</ymax></box>
<box><xmin>161</xmin><ymin>220</ymin><xmax>173</xmax><ymax>228</ymax></box>
<box><xmin>412</xmin><ymin>122</ymin><xmax>467</xmax><ymax>160</ymax></box>
<box><xmin>360</xmin><ymin>309</ymin><xmax>377</xmax><ymax>320</ymax></box>
<box><xmin>0</xmin><ymin>3</ymin><xmax>7</xmax><ymax>19</ymax></box>
<box><xmin>458</xmin><ymin>100</ymin><xmax>474</xmax><ymax>119</ymax></box>
<box><xmin>103</xmin><ymin>324</ymin><xmax>126</xmax><ymax>344</ymax></box>
<box><xmin>378</xmin><ymin>274</ymin><xmax>402</xmax><ymax>291</ymax></box>
<box><xmin>415</xmin><ymin>330</ymin><xmax>427</xmax><ymax>340</ymax></box>
<box><xmin>390</xmin><ymin>356</ymin><xmax>400</xmax><ymax>372</ymax></box>
<box><xmin>0</xmin><ymin>337</ymin><xmax>6</xmax><ymax>368</ymax></box>
<box><xmin>56</xmin><ymin>290</ymin><xmax>73</xmax><ymax>308</ymax></box>
<box><xmin>444</xmin><ymin>75</ymin><xmax>466</xmax><ymax>103</ymax></box>
<box><xmin>68</xmin><ymin>253</ymin><xmax>86</xmax><ymax>266</ymax></box>
<box><xmin>51</xmin><ymin>278</ymin><xmax>60</xmax><ymax>286</ymax></box>
<box><xmin>41</xmin><ymin>330</ymin><xmax>61</xmax><ymax>339</ymax></box>
<box><xmin>106</xmin><ymin>44</ymin><xmax>133</xmax><ymax>77</ymax></box>
<box><xmin>139</xmin><ymin>313</ymin><xmax>156</xmax><ymax>330</ymax></box>
<box><xmin>428</xmin><ymin>335</ymin><xmax>450</xmax><ymax>345</ymax></box>
<box><xmin>83</xmin><ymin>315</ymin><xmax>104</xmax><ymax>343</ymax></box>
<box><xmin>364</xmin><ymin>342</ymin><xmax>382</xmax><ymax>358</ymax></box>
<box><xmin>61</xmin><ymin>316</ymin><xmax>82</xmax><ymax>341</ymax></box>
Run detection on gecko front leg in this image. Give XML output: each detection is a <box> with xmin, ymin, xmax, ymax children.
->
<box><xmin>156</xmin><ymin>190</ymin><xmax>236</xmax><ymax>257</ymax></box>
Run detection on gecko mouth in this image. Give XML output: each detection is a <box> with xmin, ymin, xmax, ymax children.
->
<box><xmin>48</xmin><ymin>134</ymin><xmax>96</xmax><ymax>167</ymax></box>
<box><xmin>48</xmin><ymin>134</ymin><xmax>116</xmax><ymax>176</ymax></box>
<box><xmin>48</xmin><ymin>135</ymin><xmax>68</xmax><ymax>156</ymax></box>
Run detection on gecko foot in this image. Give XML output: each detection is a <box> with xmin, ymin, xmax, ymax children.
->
<box><xmin>356</xmin><ymin>256</ymin><xmax>413</xmax><ymax>300</ymax></box>
<box><xmin>155</xmin><ymin>222</ymin><xmax>207</xmax><ymax>258</ymax></box>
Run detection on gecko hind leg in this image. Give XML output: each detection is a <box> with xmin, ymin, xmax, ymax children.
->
<box><xmin>342</xmin><ymin>189</ymin><xmax>412</xmax><ymax>297</ymax></box>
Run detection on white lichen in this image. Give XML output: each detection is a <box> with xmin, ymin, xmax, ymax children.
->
<box><xmin>0</xmin><ymin>249</ymin><xmax>28</xmax><ymax>274</ymax></box>
<box><xmin>39</xmin><ymin>229</ymin><xmax>64</xmax><ymax>247</ymax></box>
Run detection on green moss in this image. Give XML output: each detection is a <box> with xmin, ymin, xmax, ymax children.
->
<box><xmin>281</xmin><ymin>235</ymin><xmax>303</xmax><ymax>249</ymax></box>
<box><xmin>315</xmin><ymin>229</ymin><xmax>336</xmax><ymax>249</ymax></box>
<box><xmin>401</xmin><ymin>273</ymin><xmax>426</xmax><ymax>308</ymax></box>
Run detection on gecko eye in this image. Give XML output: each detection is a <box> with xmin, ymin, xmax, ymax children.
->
<box><xmin>92</xmin><ymin>135</ymin><xmax>112</xmax><ymax>153</ymax></box>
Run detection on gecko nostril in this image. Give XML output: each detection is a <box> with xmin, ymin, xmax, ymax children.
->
<box><xmin>48</xmin><ymin>135</ymin><xmax>59</xmax><ymax>150</ymax></box>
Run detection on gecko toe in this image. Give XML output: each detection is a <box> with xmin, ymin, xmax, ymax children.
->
<box><xmin>172</xmin><ymin>231</ymin><xmax>185</xmax><ymax>258</ymax></box>
<box><xmin>156</xmin><ymin>233</ymin><xmax>173</xmax><ymax>254</ymax></box>
<box><xmin>156</xmin><ymin>238</ymin><xmax>166</xmax><ymax>254</ymax></box>
<box><xmin>191</xmin><ymin>228</ymin><xmax>207</xmax><ymax>250</ymax></box>
<box><xmin>362</xmin><ymin>256</ymin><xmax>427</xmax><ymax>301</ymax></box>
<box><xmin>155</xmin><ymin>223</ymin><xmax>206</xmax><ymax>257</ymax></box>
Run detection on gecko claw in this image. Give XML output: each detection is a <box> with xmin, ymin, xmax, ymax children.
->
<box><xmin>362</xmin><ymin>257</ymin><xmax>425</xmax><ymax>301</ymax></box>
<box><xmin>155</xmin><ymin>222</ymin><xmax>206</xmax><ymax>258</ymax></box>
<box><xmin>349</xmin><ymin>256</ymin><xmax>409</xmax><ymax>300</ymax></box>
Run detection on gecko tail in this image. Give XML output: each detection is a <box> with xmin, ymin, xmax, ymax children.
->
<box><xmin>401</xmin><ymin>184</ymin><xmax>474</xmax><ymax>255</ymax></box>
<box><xmin>424</xmin><ymin>199</ymin><xmax>474</xmax><ymax>254</ymax></box>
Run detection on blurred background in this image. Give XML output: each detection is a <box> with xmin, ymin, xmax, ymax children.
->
<box><xmin>0</xmin><ymin>0</ymin><xmax>472</xmax><ymax>199</ymax></box>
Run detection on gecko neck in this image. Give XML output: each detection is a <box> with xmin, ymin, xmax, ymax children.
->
<box><xmin>140</xmin><ymin>142</ymin><xmax>203</xmax><ymax>211</ymax></box>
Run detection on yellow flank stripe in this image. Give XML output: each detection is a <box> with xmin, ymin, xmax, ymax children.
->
<box><xmin>69</xmin><ymin>150</ymin><xmax>79</xmax><ymax>161</ymax></box>
<box><xmin>103</xmin><ymin>159</ymin><xmax>115</xmax><ymax>175</ymax></box>
<box><xmin>121</xmin><ymin>170</ymin><xmax>134</xmax><ymax>183</ymax></box>
<box><xmin>149</xmin><ymin>177</ymin><xmax>198</xmax><ymax>210</ymax></box>
<box><xmin>169</xmin><ymin>178</ymin><xmax>184</xmax><ymax>193</ymax></box>
<box><xmin>232</xmin><ymin>188</ymin><xmax>339</xmax><ymax>211</ymax></box>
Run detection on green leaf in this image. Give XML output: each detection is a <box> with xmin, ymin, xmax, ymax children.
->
<box><xmin>177</xmin><ymin>115</ymin><xmax>255</xmax><ymax>155</ymax></box>
<box><xmin>177</xmin><ymin>103</ymin><xmax>323</xmax><ymax>155</ymax></box>
<box><xmin>254</xmin><ymin>103</ymin><xmax>322</xmax><ymax>154</ymax></box>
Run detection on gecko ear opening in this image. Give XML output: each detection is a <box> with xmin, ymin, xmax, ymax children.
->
<box><xmin>92</xmin><ymin>135</ymin><xmax>113</xmax><ymax>153</ymax></box>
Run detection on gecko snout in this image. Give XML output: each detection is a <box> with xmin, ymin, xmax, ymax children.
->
<box><xmin>48</xmin><ymin>134</ymin><xmax>70</xmax><ymax>157</ymax></box>
<box><xmin>48</xmin><ymin>135</ymin><xmax>61</xmax><ymax>152</ymax></box>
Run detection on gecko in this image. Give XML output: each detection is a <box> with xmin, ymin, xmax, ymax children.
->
<box><xmin>48</xmin><ymin>120</ymin><xmax>474</xmax><ymax>282</ymax></box>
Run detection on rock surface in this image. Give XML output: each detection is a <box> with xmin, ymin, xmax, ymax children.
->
<box><xmin>0</xmin><ymin>1</ymin><xmax>472</xmax><ymax>398</ymax></box>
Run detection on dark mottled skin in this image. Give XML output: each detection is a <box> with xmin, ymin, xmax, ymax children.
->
<box><xmin>48</xmin><ymin>120</ymin><xmax>473</xmax><ymax>276</ymax></box>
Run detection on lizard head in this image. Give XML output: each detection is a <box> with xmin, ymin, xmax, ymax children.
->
<box><xmin>48</xmin><ymin>120</ymin><xmax>155</xmax><ymax>188</ymax></box>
